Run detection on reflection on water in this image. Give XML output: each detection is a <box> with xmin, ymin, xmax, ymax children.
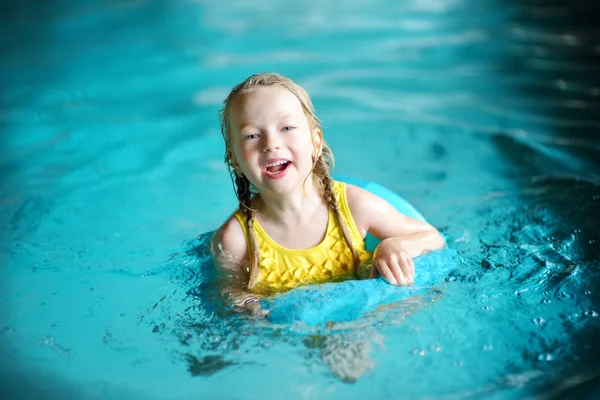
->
<box><xmin>1</xmin><ymin>0</ymin><xmax>599</xmax><ymax>399</ymax></box>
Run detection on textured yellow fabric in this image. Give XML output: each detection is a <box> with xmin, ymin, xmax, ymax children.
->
<box><xmin>234</xmin><ymin>181</ymin><xmax>373</xmax><ymax>294</ymax></box>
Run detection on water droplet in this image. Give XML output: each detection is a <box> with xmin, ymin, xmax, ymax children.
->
<box><xmin>584</xmin><ymin>290</ymin><xmax>591</xmax><ymax>295</ymax></box>
<box><xmin>532</xmin><ymin>317</ymin><xmax>545</xmax><ymax>326</ymax></box>
<box><xmin>584</xmin><ymin>311</ymin><xmax>598</xmax><ymax>317</ymax></box>
<box><xmin>557</xmin><ymin>291</ymin><xmax>573</xmax><ymax>300</ymax></box>
<box><xmin>542</xmin><ymin>299</ymin><xmax>551</xmax><ymax>304</ymax></box>
<box><xmin>419</xmin><ymin>350</ymin><xmax>426</xmax><ymax>356</ymax></box>
<box><xmin>515</xmin><ymin>288</ymin><xmax>529</xmax><ymax>296</ymax></box>
<box><xmin>411</xmin><ymin>349</ymin><xmax>419</xmax><ymax>355</ymax></box>
<box><xmin>483</xmin><ymin>345</ymin><xmax>493</xmax><ymax>351</ymax></box>
<box><xmin>483</xmin><ymin>306</ymin><xmax>492</xmax><ymax>310</ymax></box>
<box><xmin>538</xmin><ymin>353</ymin><xmax>553</xmax><ymax>361</ymax></box>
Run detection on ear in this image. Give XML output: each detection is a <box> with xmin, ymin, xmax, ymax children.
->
<box><xmin>227</xmin><ymin>147</ymin><xmax>242</xmax><ymax>174</ymax></box>
<box><xmin>312</xmin><ymin>128</ymin><xmax>323</xmax><ymax>158</ymax></box>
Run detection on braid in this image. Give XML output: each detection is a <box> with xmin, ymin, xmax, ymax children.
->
<box><xmin>234</xmin><ymin>174</ymin><xmax>261</xmax><ymax>291</ymax></box>
<box><xmin>316</xmin><ymin>158</ymin><xmax>362</xmax><ymax>277</ymax></box>
<box><xmin>219</xmin><ymin>73</ymin><xmax>363</xmax><ymax>284</ymax></box>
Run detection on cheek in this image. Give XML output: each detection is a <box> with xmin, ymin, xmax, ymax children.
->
<box><xmin>230</xmin><ymin>142</ymin><xmax>250</xmax><ymax>169</ymax></box>
<box><xmin>238</xmin><ymin>143</ymin><xmax>260</xmax><ymax>167</ymax></box>
<box><xmin>240</xmin><ymin>145</ymin><xmax>256</xmax><ymax>159</ymax></box>
<box><xmin>299</xmin><ymin>136</ymin><xmax>316</xmax><ymax>159</ymax></box>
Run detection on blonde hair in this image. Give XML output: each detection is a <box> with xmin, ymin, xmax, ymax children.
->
<box><xmin>219</xmin><ymin>72</ymin><xmax>360</xmax><ymax>291</ymax></box>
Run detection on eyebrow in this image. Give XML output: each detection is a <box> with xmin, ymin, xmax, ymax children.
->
<box><xmin>238</xmin><ymin>121</ymin><xmax>256</xmax><ymax>132</ymax></box>
<box><xmin>237</xmin><ymin>114</ymin><xmax>295</xmax><ymax>132</ymax></box>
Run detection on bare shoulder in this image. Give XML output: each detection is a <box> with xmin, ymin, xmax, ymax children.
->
<box><xmin>345</xmin><ymin>183</ymin><xmax>380</xmax><ymax>207</ymax></box>
<box><xmin>210</xmin><ymin>213</ymin><xmax>249</xmax><ymax>274</ymax></box>
<box><xmin>345</xmin><ymin>182</ymin><xmax>395</xmax><ymax>213</ymax></box>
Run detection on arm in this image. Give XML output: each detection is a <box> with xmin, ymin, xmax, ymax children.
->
<box><xmin>346</xmin><ymin>184</ymin><xmax>446</xmax><ymax>286</ymax></box>
<box><xmin>210</xmin><ymin>216</ymin><xmax>265</xmax><ymax>315</ymax></box>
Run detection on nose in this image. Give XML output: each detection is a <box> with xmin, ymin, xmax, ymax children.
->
<box><xmin>262</xmin><ymin>131</ymin><xmax>281</xmax><ymax>153</ymax></box>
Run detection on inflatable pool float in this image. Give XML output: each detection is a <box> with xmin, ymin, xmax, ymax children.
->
<box><xmin>259</xmin><ymin>175</ymin><xmax>459</xmax><ymax>326</ymax></box>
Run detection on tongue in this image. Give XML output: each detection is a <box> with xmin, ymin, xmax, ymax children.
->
<box><xmin>267</xmin><ymin>163</ymin><xmax>288</xmax><ymax>173</ymax></box>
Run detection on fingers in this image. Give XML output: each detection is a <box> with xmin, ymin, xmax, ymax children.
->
<box><xmin>376</xmin><ymin>252</ymin><xmax>415</xmax><ymax>286</ymax></box>
<box><xmin>231</xmin><ymin>295</ymin><xmax>269</xmax><ymax>318</ymax></box>
<box><xmin>405</xmin><ymin>253</ymin><xmax>415</xmax><ymax>282</ymax></box>
<box><xmin>389</xmin><ymin>254</ymin><xmax>408</xmax><ymax>286</ymax></box>
<box><xmin>246</xmin><ymin>301</ymin><xmax>262</xmax><ymax>315</ymax></box>
<box><xmin>247</xmin><ymin>301</ymin><xmax>271</xmax><ymax>318</ymax></box>
<box><xmin>376</xmin><ymin>260</ymin><xmax>397</xmax><ymax>285</ymax></box>
<box><xmin>396</xmin><ymin>252</ymin><xmax>414</xmax><ymax>284</ymax></box>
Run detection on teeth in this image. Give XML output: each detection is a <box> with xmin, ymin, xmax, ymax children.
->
<box><xmin>265</xmin><ymin>160</ymin><xmax>288</xmax><ymax>167</ymax></box>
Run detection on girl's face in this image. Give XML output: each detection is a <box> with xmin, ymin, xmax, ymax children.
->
<box><xmin>228</xmin><ymin>86</ymin><xmax>321</xmax><ymax>195</ymax></box>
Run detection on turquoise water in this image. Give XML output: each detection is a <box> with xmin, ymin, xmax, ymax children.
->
<box><xmin>1</xmin><ymin>0</ymin><xmax>600</xmax><ymax>399</ymax></box>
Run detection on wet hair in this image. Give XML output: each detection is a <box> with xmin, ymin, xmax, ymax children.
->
<box><xmin>219</xmin><ymin>72</ymin><xmax>360</xmax><ymax>291</ymax></box>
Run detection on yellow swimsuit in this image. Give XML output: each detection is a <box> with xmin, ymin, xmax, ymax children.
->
<box><xmin>234</xmin><ymin>181</ymin><xmax>372</xmax><ymax>295</ymax></box>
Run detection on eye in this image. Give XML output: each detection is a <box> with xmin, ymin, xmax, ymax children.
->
<box><xmin>281</xmin><ymin>126</ymin><xmax>296</xmax><ymax>132</ymax></box>
<box><xmin>244</xmin><ymin>133</ymin><xmax>260</xmax><ymax>140</ymax></box>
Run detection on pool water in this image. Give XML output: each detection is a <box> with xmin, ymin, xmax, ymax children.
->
<box><xmin>1</xmin><ymin>0</ymin><xmax>599</xmax><ymax>399</ymax></box>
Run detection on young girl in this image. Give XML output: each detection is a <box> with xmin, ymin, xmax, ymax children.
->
<box><xmin>211</xmin><ymin>72</ymin><xmax>446</xmax><ymax>315</ymax></box>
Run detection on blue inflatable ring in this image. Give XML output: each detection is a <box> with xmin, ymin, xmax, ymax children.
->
<box><xmin>260</xmin><ymin>176</ymin><xmax>458</xmax><ymax>326</ymax></box>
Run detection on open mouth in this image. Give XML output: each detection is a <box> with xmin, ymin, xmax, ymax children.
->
<box><xmin>263</xmin><ymin>159</ymin><xmax>292</xmax><ymax>178</ymax></box>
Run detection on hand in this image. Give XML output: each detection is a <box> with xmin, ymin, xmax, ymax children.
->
<box><xmin>371</xmin><ymin>238</ymin><xmax>415</xmax><ymax>286</ymax></box>
<box><xmin>233</xmin><ymin>295</ymin><xmax>269</xmax><ymax>317</ymax></box>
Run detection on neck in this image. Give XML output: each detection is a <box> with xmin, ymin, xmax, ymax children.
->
<box><xmin>255</xmin><ymin>179</ymin><xmax>325</xmax><ymax>224</ymax></box>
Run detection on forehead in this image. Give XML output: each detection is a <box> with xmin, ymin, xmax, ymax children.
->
<box><xmin>230</xmin><ymin>86</ymin><xmax>304</xmax><ymax>126</ymax></box>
